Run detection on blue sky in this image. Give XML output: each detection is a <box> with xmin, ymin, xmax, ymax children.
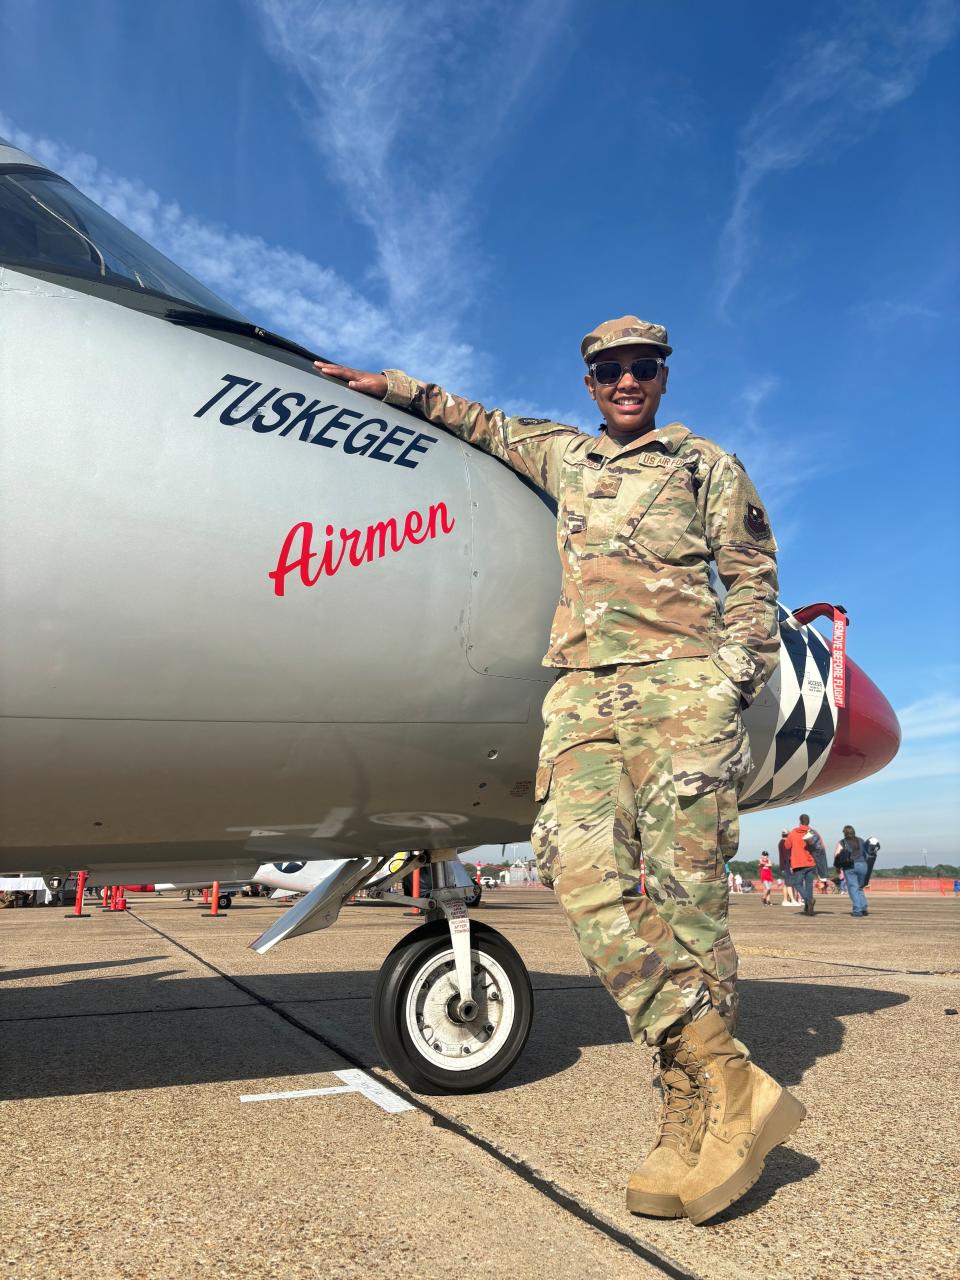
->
<box><xmin>2</xmin><ymin>0</ymin><xmax>958</xmax><ymax>864</ymax></box>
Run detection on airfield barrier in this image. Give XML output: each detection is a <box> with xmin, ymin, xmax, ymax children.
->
<box><xmin>745</xmin><ymin>877</ymin><xmax>956</xmax><ymax>895</ymax></box>
<box><xmin>861</xmin><ymin>877</ymin><xmax>956</xmax><ymax>894</ymax></box>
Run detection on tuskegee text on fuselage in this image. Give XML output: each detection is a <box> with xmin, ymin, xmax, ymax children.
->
<box><xmin>194</xmin><ymin>374</ymin><xmax>438</xmax><ymax>468</ymax></box>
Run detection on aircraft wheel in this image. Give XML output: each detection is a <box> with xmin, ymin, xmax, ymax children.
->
<box><xmin>373</xmin><ymin>921</ymin><xmax>532</xmax><ymax>1094</ymax></box>
<box><xmin>464</xmin><ymin>884</ymin><xmax>482</xmax><ymax>909</ymax></box>
<box><xmin>218</xmin><ymin>894</ymin><xmax>232</xmax><ymax>909</ymax></box>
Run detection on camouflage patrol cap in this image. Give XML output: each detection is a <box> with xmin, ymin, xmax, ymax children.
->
<box><xmin>581</xmin><ymin>315</ymin><xmax>672</xmax><ymax>363</ymax></box>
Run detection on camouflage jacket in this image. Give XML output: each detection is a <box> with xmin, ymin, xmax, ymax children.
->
<box><xmin>383</xmin><ymin>371</ymin><xmax>780</xmax><ymax>700</ymax></box>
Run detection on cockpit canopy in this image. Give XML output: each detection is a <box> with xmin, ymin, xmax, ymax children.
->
<box><xmin>0</xmin><ymin>163</ymin><xmax>246</xmax><ymax>322</ymax></box>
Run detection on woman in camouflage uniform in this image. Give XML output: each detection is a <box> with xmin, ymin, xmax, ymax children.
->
<box><xmin>315</xmin><ymin>316</ymin><xmax>804</xmax><ymax>1225</ymax></box>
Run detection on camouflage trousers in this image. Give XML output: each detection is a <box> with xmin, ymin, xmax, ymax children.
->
<box><xmin>530</xmin><ymin>657</ymin><xmax>752</xmax><ymax>1048</ymax></box>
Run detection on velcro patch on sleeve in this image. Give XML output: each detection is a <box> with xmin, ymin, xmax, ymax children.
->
<box><xmin>506</xmin><ymin>416</ymin><xmax>575</xmax><ymax>443</ymax></box>
<box><xmin>745</xmin><ymin>502</ymin><xmax>771</xmax><ymax>540</ymax></box>
<box><xmin>725</xmin><ymin>463</ymin><xmax>778</xmax><ymax>550</ymax></box>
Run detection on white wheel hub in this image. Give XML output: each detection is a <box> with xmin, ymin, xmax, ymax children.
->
<box><xmin>404</xmin><ymin>946</ymin><xmax>516</xmax><ymax>1071</ymax></box>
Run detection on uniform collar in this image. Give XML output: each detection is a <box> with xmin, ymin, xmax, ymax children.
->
<box><xmin>588</xmin><ymin>421</ymin><xmax>690</xmax><ymax>462</ymax></box>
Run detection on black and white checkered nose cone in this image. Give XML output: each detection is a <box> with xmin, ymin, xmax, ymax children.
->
<box><xmin>739</xmin><ymin>605</ymin><xmax>899</xmax><ymax>812</ymax></box>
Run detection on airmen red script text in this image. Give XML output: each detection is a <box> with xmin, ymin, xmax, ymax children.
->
<box><xmin>269</xmin><ymin>502</ymin><xmax>456</xmax><ymax>596</ymax></box>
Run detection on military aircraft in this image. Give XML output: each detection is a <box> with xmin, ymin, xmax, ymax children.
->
<box><xmin>0</xmin><ymin>137</ymin><xmax>899</xmax><ymax>1092</ymax></box>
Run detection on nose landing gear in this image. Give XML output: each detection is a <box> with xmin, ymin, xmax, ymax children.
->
<box><xmin>372</xmin><ymin>919</ymin><xmax>533</xmax><ymax>1094</ymax></box>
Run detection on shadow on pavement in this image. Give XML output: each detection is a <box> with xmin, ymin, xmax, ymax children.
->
<box><xmin>1</xmin><ymin>966</ymin><xmax>909</xmax><ymax>1107</ymax></box>
<box><xmin>0</xmin><ymin>957</ymin><xmax>166</xmax><ymax>983</ymax></box>
<box><xmin>708</xmin><ymin>1145</ymin><xmax>822</xmax><ymax>1225</ymax></box>
<box><xmin>504</xmin><ymin>978</ymin><xmax>908</xmax><ymax>1091</ymax></box>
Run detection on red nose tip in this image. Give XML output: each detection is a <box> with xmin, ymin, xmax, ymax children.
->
<box><xmin>803</xmin><ymin>656</ymin><xmax>901</xmax><ymax>801</ymax></box>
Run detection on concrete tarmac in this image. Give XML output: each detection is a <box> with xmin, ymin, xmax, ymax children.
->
<box><xmin>2</xmin><ymin>888</ymin><xmax>958</xmax><ymax>1280</ymax></box>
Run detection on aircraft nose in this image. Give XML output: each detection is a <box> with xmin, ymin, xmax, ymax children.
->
<box><xmin>803</xmin><ymin>656</ymin><xmax>901</xmax><ymax>800</ymax></box>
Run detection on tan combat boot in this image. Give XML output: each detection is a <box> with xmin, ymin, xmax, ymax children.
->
<box><xmin>626</xmin><ymin>1038</ymin><xmax>705</xmax><ymax>1218</ymax></box>
<box><xmin>675</xmin><ymin>1010</ymin><xmax>806</xmax><ymax>1225</ymax></box>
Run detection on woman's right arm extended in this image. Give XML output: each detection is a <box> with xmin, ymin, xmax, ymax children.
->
<box><xmin>314</xmin><ymin>360</ymin><xmax>578</xmax><ymax>500</ymax></box>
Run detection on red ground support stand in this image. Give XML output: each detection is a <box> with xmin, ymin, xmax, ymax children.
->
<box><xmin>65</xmin><ymin>870</ymin><xmax>90</xmax><ymax>919</ymax></box>
<box><xmin>404</xmin><ymin>866</ymin><xmax>422</xmax><ymax>917</ymax></box>
<box><xmin>100</xmin><ymin>886</ymin><xmax>111</xmax><ymax>910</ymax></box>
<box><xmin>201</xmin><ymin>887</ymin><xmax>210</xmax><ymax>906</ymax></box>
<box><xmin>202</xmin><ymin>879</ymin><xmax>225</xmax><ymax>919</ymax></box>
<box><xmin>117</xmin><ymin>886</ymin><xmax>127</xmax><ymax>911</ymax></box>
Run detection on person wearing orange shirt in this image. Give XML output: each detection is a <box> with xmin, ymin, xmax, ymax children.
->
<box><xmin>785</xmin><ymin>814</ymin><xmax>818</xmax><ymax>916</ymax></box>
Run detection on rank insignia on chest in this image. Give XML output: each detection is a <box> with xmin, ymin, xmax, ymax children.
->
<box><xmin>588</xmin><ymin>473</ymin><xmax>623</xmax><ymax>499</ymax></box>
<box><xmin>745</xmin><ymin>503</ymin><xmax>771</xmax><ymax>539</ymax></box>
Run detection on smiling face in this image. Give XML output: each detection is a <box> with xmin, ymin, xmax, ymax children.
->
<box><xmin>583</xmin><ymin>342</ymin><xmax>669</xmax><ymax>441</ymax></box>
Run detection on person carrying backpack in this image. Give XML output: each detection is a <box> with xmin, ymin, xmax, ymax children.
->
<box><xmin>834</xmin><ymin>825</ymin><xmax>870</xmax><ymax>917</ymax></box>
<box><xmin>803</xmin><ymin>825</ymin><xmax>829</xmax><ymax>887</ymax></box>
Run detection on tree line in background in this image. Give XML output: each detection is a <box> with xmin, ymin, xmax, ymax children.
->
<box><xmin>730</xmin><ymin>860</ymin><xmax>960</xmax><ymax>879</ymax></box>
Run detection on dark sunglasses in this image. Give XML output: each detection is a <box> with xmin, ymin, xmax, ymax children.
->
<box><xmin>590</xmin><ymin>357</ymin><xmax>666</xmax><ymax>384</ymax></box>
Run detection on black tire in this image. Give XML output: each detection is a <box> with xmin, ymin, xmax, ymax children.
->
<box><xmin>464</xmin><ymin>884</ymin><xmax>482</xmax><ymax>909</ymax></box>
<box><xmin>218</xmin><ymin>894</ymin><xmax>232</xmax><ymax>909</ymax></box>
<box><xmin>372</xmin><ymin>921</ymin><xmax>532</xmax><ymax>1094</ymax></box>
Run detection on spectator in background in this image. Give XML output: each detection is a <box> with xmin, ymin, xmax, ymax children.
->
<box><xmin>759</xmin><ymin>852</ymin><xmax>774</xmax><ymax>905</ymax></box>
<box><xmin>785</xmin><ymin>814</ymin><xmax>818</xmax><ymax>916</ymax></box>
<box><xmin>863</xmin><ymin>837</ymin><xmax>881</xmax><ymax>887</ymax></box>
<box><xmin>733</xmin><ymin>871</ymin><xmax>743</xmax><ymax>894</ymax></box>
<box><xmin>803</xmin><ymin>824</ymin><xmax>829</xmax><ymax>892</ymax></box>
<box><xmin>835</xmin><ymin>825</ymin><xmax>870</xmax><ymax>918</ymax></box>
<box><xmin>778</xmin><ymin>829</ymin><xmax>799</xmax><ymax>906</ymax></box>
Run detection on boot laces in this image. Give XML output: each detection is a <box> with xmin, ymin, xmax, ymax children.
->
<box><xmin>670</xmin><ymin>1039</ymin><xmax>716</xmax><ymax>1090</ymax></box>
<box><xmin>654</xmin><ymin>1050</ymin><xmax>703</xmax><ymax>1150</ymax></box>
<box><xmin>673</xmin><ymin>1038</ymin><xmax>723</xmax><ymax>1117</ymax></box>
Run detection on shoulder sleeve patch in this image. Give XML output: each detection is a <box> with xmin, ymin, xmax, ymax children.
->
<box><xmin>517</xmin><ymin>417</ymin><xmax>550</xmax><ymax>425</ymax></box>
<box><xmin>744</xmin><ymin>502</ymin><xmax>771</xmax><ymax>540</ymax></box>
<box><xmin>709</xmin><ymin>454</ymin><xmax>778</xmax><ymax>551</ymax></box>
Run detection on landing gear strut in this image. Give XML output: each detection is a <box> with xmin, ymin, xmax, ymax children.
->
<box><xmin>248</xmin><ymin>847</ymin><xmax>533</xmax><ymax>1092</ymax></box>
<box><xmin>372</xmin><ymin>920</ymin><xmax>532</xmax><ymax>1093</ymax></box>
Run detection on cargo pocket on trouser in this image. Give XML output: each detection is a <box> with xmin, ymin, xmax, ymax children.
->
<box><xmin>550</xmin><ymin>745</ymin><xmax>683</xmax><ymax>1047</ymax></box>
<box><xmin>641</xmin><ymin>734</ymin><xmax>748</xmax><ymax>1031</ymax></box>
<box><xmin>530</xmin><ymin>763</ymin><xmax>560</xmax><ymax>888</ymax></box>
<box><xmin>705</xmin><ymin>933</ymin><xmax>740</xmax><ymax>1034</ymax></box>
<box><xmin>671</xmin><ymin>730</ymin><xmax>752</xmax><ymax>876</ymax></box>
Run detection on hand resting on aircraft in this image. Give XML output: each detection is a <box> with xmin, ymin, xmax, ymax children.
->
<box><xmin>314</xmin><ymin>360</ymin><xmax>387</xmax><ymax>400</ymax></box>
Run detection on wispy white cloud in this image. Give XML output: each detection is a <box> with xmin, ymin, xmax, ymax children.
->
<box><xmin>859</xmin><ymin>745</ymin><xmax>960</xmax><ymax>785</ymax></box>
<box><xmin>253</xmin><ymin>0</ymin><xmax>570</xmax><ymax>332</ymax></box>
<box><xmin>850</xmin><ymin>298</ymin><xmax>942</xmax><ymax>332</ymax></box>
<box><xmin>857</xmin><ymin>691</ymin><xmax>960</xmax><ymax>787</ymax></box>
<box><xmin>5</xmin><ymin>0</ymin><xmax>573</xmax><ymax>390</ymax></box>
<box><xmin>0</xmin><ymin>112</ymin><xmax>477</xmax><ymax>384</ymax></box>
<box><xmin>718</xmin><ymin>374</ymin><xmax>824</xmax><ymax>514</ymax></box>
<box><xmin>898</xmin><ymin>693</ymin><xmax>960</xmax><ymax>741</ymax></box>
<box><xmin>717</xmin><ymin>0</ymin><xmax>958</xmax><ymax>316</ymax></box>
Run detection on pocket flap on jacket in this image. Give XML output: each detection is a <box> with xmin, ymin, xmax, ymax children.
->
<box><xmin>534</xmin><ymin>763</ymin><xmax>553</xmax><ymax>803</ymax></box>
<box><xmin>672</xmin><ymin>734</ymin><xmax>752</xmax><ymax>798</ymax></box>
<box><xmin>712</xmin><ymin>934</ymin><xmax>739</xmax><ymax>981</ymax></box>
